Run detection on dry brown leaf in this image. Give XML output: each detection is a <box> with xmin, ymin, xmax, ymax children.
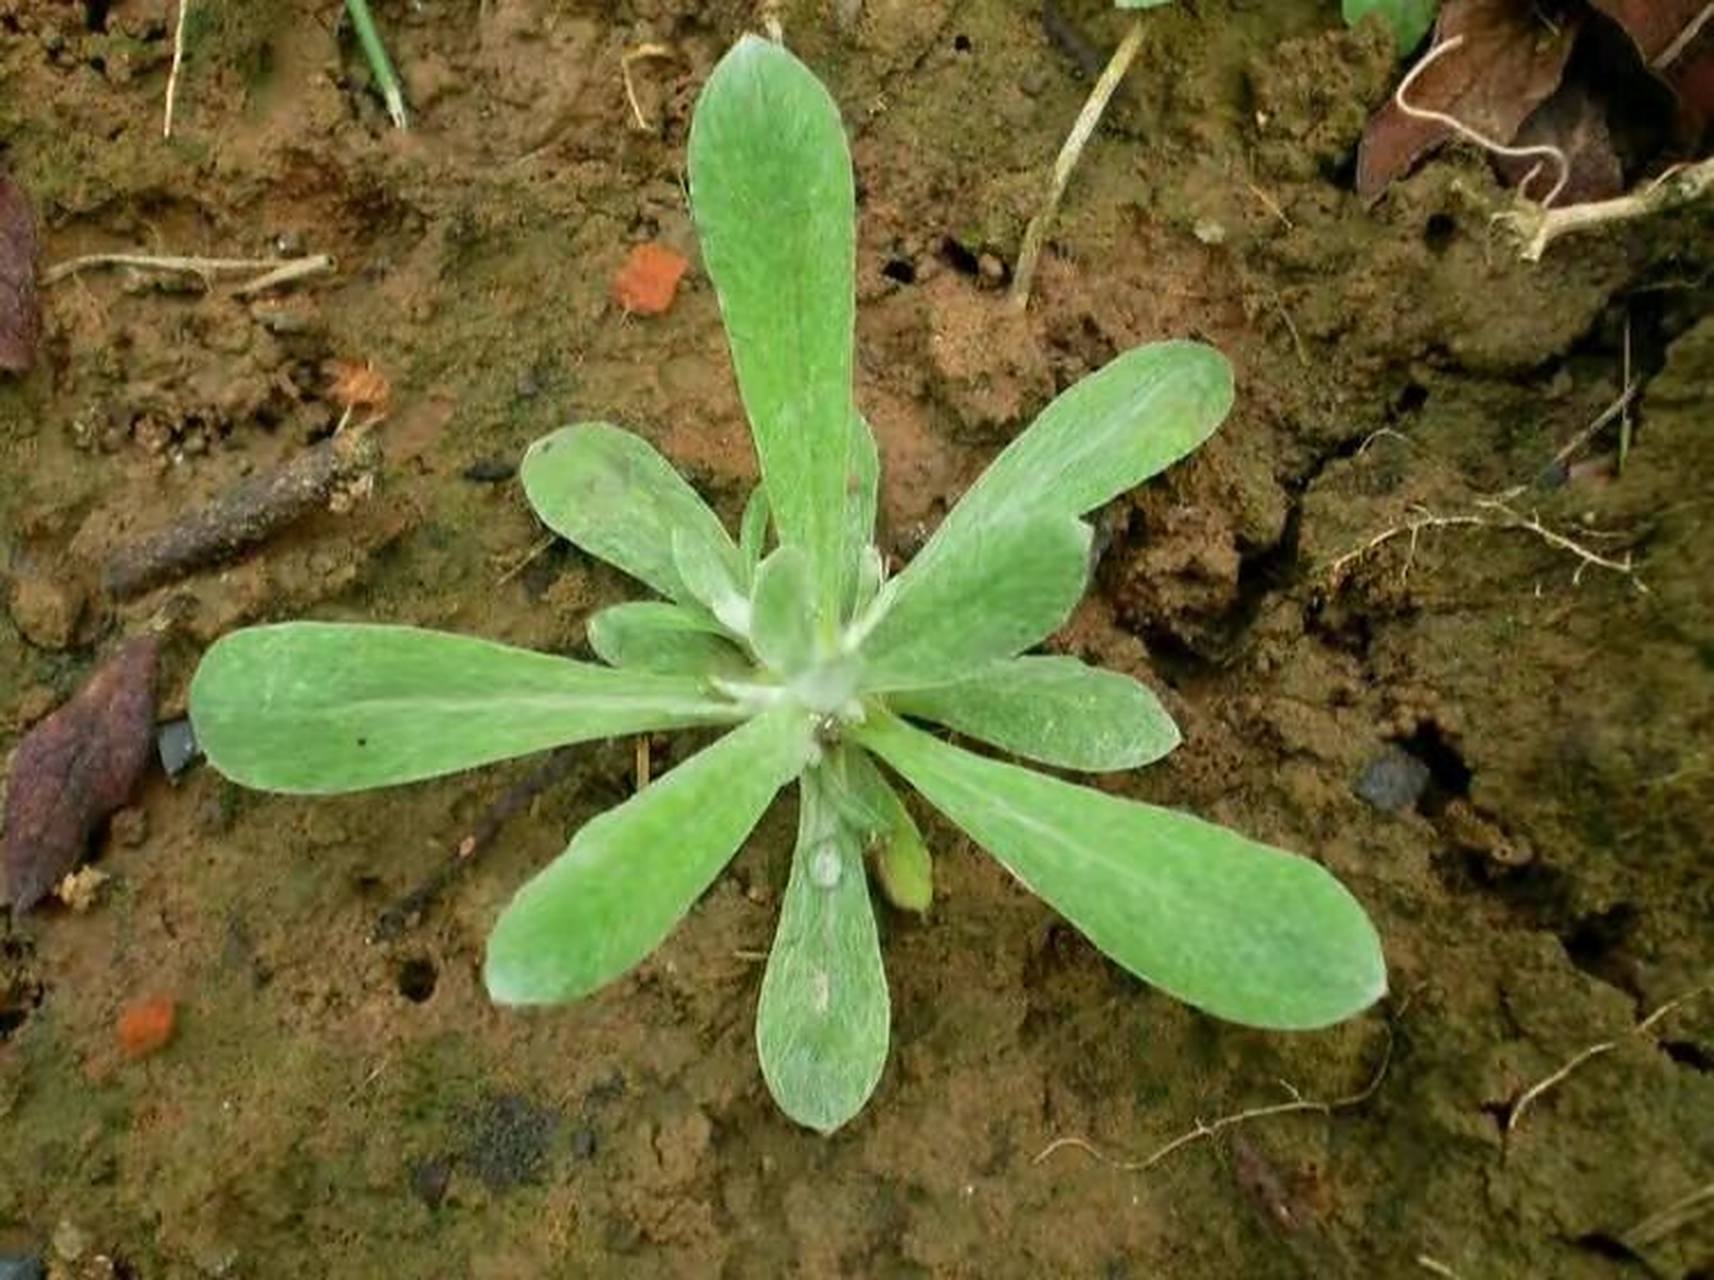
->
<box><xmin>3</xmin><ymin>636</ymin><xmax>158</xmax><ymax>914</ymax></box>
<box><xmin>1356</xmin><ymin>0</ymin><xmax>1582</xmax><ymax>200</ymax></box>
<box><xmin>0</xmin><ymin>172</ymin><xmax>41</xmax><ymax>374</ymax></box>
<box><xmin>1496</xmin><ymin>80</ymin><xmax>1624</xmax><ymax>205</ymax></box>
<box><xmin>1589</xmin><ymin>0</ymin><xmax>1714</xmax><ymax>134</ymax></box>
<box><xmin>328</xmin><ymin>358</ymin><xmax>392</xmax><ymax>413</ymax></box>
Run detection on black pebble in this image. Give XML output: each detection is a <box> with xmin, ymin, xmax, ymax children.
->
<box><xmin>1354</xmin><ymin>747</ymin><xmax>1432</xmax><ymax>815</ymax></box>
<box><xmin>462</xmin><ymin>458</ymin><xmax>517</xmax><ymax>484</ymax></box>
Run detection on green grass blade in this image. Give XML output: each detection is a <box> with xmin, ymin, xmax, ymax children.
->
<box><xmin>855</xmin><ymin>712</ymin><xmax>1386</xmax><ymax>1029</ymax></box>
<box><xmin>587</xmin><ymin>602</ymin><xmax>750</xmax><ymax>677</ymax></box>
<box><xmin>189</xmin><ymin>623</ymin><xmax>745</xmax><ymax>795</ymax></box>
<box><xmin>892</xmin><ymin>656</ymin><xmax>1180</xmax><ymax>772</ymax></box>
<box><xmin>856</xmin><ymin>514</ymin><xmax>1091</xmax><ymax>692</ymax></box>
<box><xmin>750</xmin><ymin>546</ymin><xmax>816</xmax><ymax>675</ymax></box>
<box><xmin>843</xmin><ymin>747</ymin><xmax>932</xmax><ymax>914</ymax></box>
<box><xmin>485</xmin><ymin>709</ymin><xmax>814</xmax><ymax>1005</ymax></box>
<box><xmin>913</xmin><ymin>342</ymin><xmax>1232</xmax><ymax>584</ymax></box>
<box><xmin>756</xmin><ymin>768</ymin><xmax>890</xmax><ymax>1133</ymax></box>
<box><xmin>689</xmin><ymin>36</ymin><xmax>855</xmax><ymax>627</ymax></box>
<box><xmin>521</xmin><ymin>424</ymin><xmax>739</xmax><ymax>605</ymax></box>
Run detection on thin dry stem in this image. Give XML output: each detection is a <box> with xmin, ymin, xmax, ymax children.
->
<box><xmin>1415</xmin><ymin>1257</ymin><xmax>1463</xmax><ymax>1279</ymax></box>
<box><xmin>164</xmin><ymin>0</ymin><xmax>190</xmax><ymax>139</ymax></box>
<box><xmin>1549</xmin><ymin>379</ymin><xmax>1638</xmax><ymax>470</ymax></box>
<box><xmin>1624</xmin><ymin>1181</ymin><xmax>1714</xmax><ymax>1250</ymax></box>
<box><xmin>1507</xmin><ymin>155</ymin><xmax>1714</xmax><ymax>261</ymax></box>
<box><xmin>634</xmin><ymin>736</ymin><xmax>652</xmax><ymax>790</ymax></box>
<box><xmin>44</xmin><ymin>251</ymin><xmax>334</xmax><ymax>292</ymax></box>
<box><xmin>1033</xmin><ymin>1023</ymin><xmax>1392</xmax><ymax>1174</ymax></box>
<box><xmin>1395</xmin><ymin>36</ymin><xmax>1569</xmax><ymax>209</ymax></box>
<box><xmin>1008</xmin><ymin>17</ymin><xmax>1147</xmax><ymax>313</ymax></box>
<box><xmin>1506</xmin><ymin>984</ymin><xmax>1711</xmax><ymax>1136</ymax></box>
<box><xmin>496</xmin><ymin>535</ymin><xmax>556</xmax><ymax>586</ymax></box>
<box><xmin>1656</xmin><ymin>4</ymin><xmax>1714</xmax><ymax>68</ymax></box>
<box><xmin>621</xmin><ymin>44</ymin><xmax>679</xmax><ymax>132</ymax></box>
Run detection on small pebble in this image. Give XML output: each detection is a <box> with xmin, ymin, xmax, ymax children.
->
<box><xmin>569</xmin><ymin>1126</ymin><xmax>598</xmax><ymax>1160</ymax></box>
<box><xmin>110</xmin><ymin>806</ymin><xmax>148</xmax><ymax>848</ymax></box>
<box><xmin>157</xmin><ymin>718</ymin><xmax>203</xmax><ymax>780</ymax></box>
<box><xmin>409</xmin><ymin>1157</ymin><xmax>452</xmax><ymax>1209</ymax></box>
<box><xmin>461</xmin><ymin>458</ymin><xmax>517</xmax><ymax>484</ymax></box>
<box><xmin>0</xmin><ymin>1255</ymin><xmax>45</xmax><ymax>1280</ymax></box>
<box><xmin>51</xmin><ymin>1221</ymin><xmax>87</xmax><ymax>1265</ymax></box>
<box><xmin>1193</xmin><ymin>217</ymin><xmax>1228</xmax><ymax>246</ymax></box>
<box><xmin>1353</xmin><ymin>747</ymin><xmax>1431</xmax><ymax>815</ymax></box>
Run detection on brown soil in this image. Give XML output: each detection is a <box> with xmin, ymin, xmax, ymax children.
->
<box><xmin>3</xmin><ymin>2</ymin><xmax>1712</xmax><ymax>1277</ymax></box>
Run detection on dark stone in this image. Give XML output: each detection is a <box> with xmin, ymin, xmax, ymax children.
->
<box><xmin>569</xmin><ymin>1125</ymin><xmax>597</xmax><ymax>1160</ymax></box>
<box><xmin>156</xmin><ymin>718</ymin><xmax>202</xmax><ymax>780</ymax></box>
<box><xmin>0</xmin><ymin>1254</ymin><xmax>46</xmax><ymax>1280</ymax></box>
<box><xmin>461</xmin><ymin>458</ymin><xmax>516</xmax><ymax>484</ymax></box>
<box><xmin>1353</xmin><ymin>746</ymin><xmax>1432</xmax><ymax>815</ymax></box>
<box><xmin>409</xmin><ymin>1157</ymin><xmax>452</xmax><ymax>1209</ymax></box>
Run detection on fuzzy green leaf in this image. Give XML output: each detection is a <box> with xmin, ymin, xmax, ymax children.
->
<box><xmin>841</xmin><ymin>411</ymin><xmax>880</xmax><ymax>614</ymax></box>
<box><xmin>750</xmin><ymin>546</ymin><xmax>817</xmax><ymax>675</ymax></box>
<box><xmin>521</xmin><ymin>424</ymin><xmax>738</xmax><ymax>605</ymax></box>
<box><xmin>485</xmin><ymin>709</ymin><xmax>814</xmax><ymax>1005</ymax></box>
<box><xmin>844</xmin><ymin>747</ymin><xmax>932</xmax><ymax>914</ymax></box>
<box><xmin>672</xmin><ymin>527</ymin><xmax>749</xmax><ymax>632</ymax></box>
<box><xmin>856</xmin><ymin>514</ymin><xmax>1091</xmax><ymax>692</ymax></box>
<box><xmin>756</xmin><ymin>768</ymin><xmax>890</xmax><ymax>1133</ymax></box>
<box><xmin>587</xmin><ymin>602</ymin><xmax>750</xmax><ymax>677</ymax></box>
<box><xmin>892</xmin><ymin>656</ymin><xmax>1180</xmax><ymax>772</ymax></box>
<box><xmin>739</xmin><ymin>484</ymin><xmax>770</xmax><ymax>577</ymax></box>
<box><xmin>689</xmin><ymin>36</ymin><xmax>856</xmax><ymax>626</ymax></box>
<box><xmin>1343</xmin><ymin>0</ymin><xmax>1436</xmax><ymax>52</ymax></box>
<box><xmin>189</xmin><ymin>623</ymin><xmax>744</xmax><ymax>795</ymax></box>
<box><xmin>911</xmin><ymin>343</ymin><xmax>1232</xmax><ymax>586</ymax></box>
<box><xmin>856</xmin><ymin>713</ymin><xmax>1386</xmax><ymax>1029</ymax></box>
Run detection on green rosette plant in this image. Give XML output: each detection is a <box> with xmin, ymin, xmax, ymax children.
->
<box><xmin>190</xmin><ymin>35</ymin><xmax>1386</xmax><ymax>1133</ymax></box>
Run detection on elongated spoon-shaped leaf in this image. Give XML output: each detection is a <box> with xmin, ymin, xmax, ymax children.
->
<box><xmin>485</xmin><ymin>709</ymin><xmax>814</xmax><ymax>1005</ymax></box>
<box><xmin>857</xmin><ymin>514</ymin><xmax>1091</xmax><ymax>692</ymax></box>
<box><xmin>190</xmin><ymin>623</ymin><xmax>744</xmax><ymax>795</ymax></box>
<box><xmin>892</xmin><ymin>656</ymin><xmax>1180</xmax><ymax>772</ymax></box>
<box><xmin>690</xmin><ymin>36</ymin><xmax>855</xmax><ymax>626</ymax></box>
<box><xmin>587</xmin><ymin>602</ymin><xmax>750</xmax><ymax>677</ymax></box>
<box><xmin>522</xmin><ymin>424</ymin><xmax>738</xmax><ymax>605</ymax></box>
<box><xmin>912</xmin><ymin>343</ymin><xmax>1232</xmax><ymax>583</ymax></box>
<box><xmin>756</xmin><ymin>768</ymin><xmax>890</xmax><ymax>1133</ymax></box>
<box><xmin>840</xmin><ymin>411</ymin><xmax>880</xmax><ymax>614</ymax></box>
<box><xmin>855</xmin><ymin>713</ymin><xmax>1386</xmax><ymax>1029</ymax></box>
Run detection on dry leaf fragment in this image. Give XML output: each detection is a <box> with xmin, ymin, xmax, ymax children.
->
<box><xmin>327</xmin><ymin>358</ymin><xmax>392</xmax><ymax>414</ymax></box>
<box><xmin>0</xmin><ymin>172</ymin><xmax>41</xmax><ymax>374</ymax></box>
<box><xmin>3</xmin><ymin>636</ymin><xmax>158</xmax><ymax>914</ymax></box>
<box><xmin>1497</xmin><ymin>80</ymin><xmax>1624</xmax><ymax>205</ymax></box>
<box><xmin>1589</xmin><ymin>0</ymin><xmax>1714</xmax><ymax>134</ymax></box>
<box><xmin>117</xmin><ymin>996</ymin><xmax>176</xmax><ymax>1059</ymax></box>
<box><xmin>611</xmin><ymin>242</ymin><xmax>689</xmax><ymax>316</ymax></box>
<box><xmin>1357</xmin><ymin>0</ymin><xmax>1582</xmax><ymax>200</ymax></box>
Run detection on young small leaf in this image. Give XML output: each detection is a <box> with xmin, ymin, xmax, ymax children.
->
<box><xmin>190</xmin><ymin>623</ymin><xmax>745</xmax><ymax>794</ymax></box>
<box><xmin>485</xmin><ymin>708</ymin><xmax>814</xmax><ymax>1005</ymax></box>
<box><xmin>756</xmin><ymin>769</ymin><xmax>890</xmax><ymax>1133</ymax></box>
<box><xmin>672</xmin><ymin>527</ymin><xmax>750</xmax><ymax>634</ymax></box>
<box><xmin>749</xmin><ymin>546</ymin><xmax>817</xmax><ymax>675</ymax></box>
<box><xmin>587</xmin><ymin>602</ymin><xmax>750</xmax><ymax>677</ymax></box>
<box><xmin>1343</xmin><ymin>0</ymin><xmax>1437</xmax><ymax>53</ymax></box>
<box><xmin>856</xmin><ymin>712</ymin><xmax>1386</xmax><ymax>1029</ymax></box>
<box><xmin>844</xmin><ymin>748</ymin><xmax>932</xmax><ymax>914</ymax></box>
<box><xmin>689</xmin><ymin>36</ymin><xmax>856</xmax><ymax>627</ymax></box>
<box><xmin>856</xmin><ymin>514</ymin><xmax>1091</xmax><ymax>692</ymax></box>
<box><xmin>892</xmin><ymin>656</ymin><xmax>1180</xmax><ymax>772</ymax></box>
<box><xmin>522</xmin><ymin>424</ymin><xmax>738</xmax><ymax>605</ymax></box>
<box><xmin>910</xmin><ymin>343</ymin><xmax>1232</xmax><ymax>585</ymax></box>
<box><xmin>739</xmin><ymin>484</ymin><xmax>770</xmax><ymax>576</ymax></box>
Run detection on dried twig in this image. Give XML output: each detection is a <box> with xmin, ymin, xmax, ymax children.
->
<box><xmin>44</xmin><ymin>251</ymin><xmax>334</xmax><ymax>291</ymax></box>
<box><xmin>164</xmin><ymin>0</ymin><xmax>190</xmax><ymax>139</ymax></box>
<box><xmin>1505</xmin><ymin>984</ymin><xmax>1711</xmax><ymax>1136</ymax></box>
<box><xmin>1395</xmin><ymin>36</ymin><xmax>1570</xmax><ymax>209</ymax></box>
<box><xmin>103</xmin><ymin>431</ymin><xmax>379</xmax><ymax>599</ymax></box>
<box><xmin>1505</xmin><ymin>156</ymin><xmax>1714</xmax><ymax>262</ymax></box>
<box><xmin>1623</xmin><ymin>1181</ymin><xmax>1714</xmax><ymax>1251</ymax></box>
<box><xmin>496</xmin><ymin>534</ymin><xmax>556</xmax><ymax>585</ymax></box>
<box><xmin>1009</xmin><ymin>16</ymin><xmax>1148</xmax><ymax>312</ymax></box>
<box><xmin>1547</xmin><ymin>379</ymin><xmax>1638</xmax><ymax>471</ymax></box>
<box><xmin>1033</xmin><ymin>1022</ymin><xmax>1393</xmax><ymax>1173</ymax></box>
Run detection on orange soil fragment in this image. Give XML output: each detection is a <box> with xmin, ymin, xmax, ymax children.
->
<box><xmin>611</xmin><ymin>242</ymin><xmax>689</xmax><ymax>316</ymax></box>
<box><xmin>117</xmin><ymin>997</ymin><xmax>176</xmax><ymax>1060</ymax></box>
